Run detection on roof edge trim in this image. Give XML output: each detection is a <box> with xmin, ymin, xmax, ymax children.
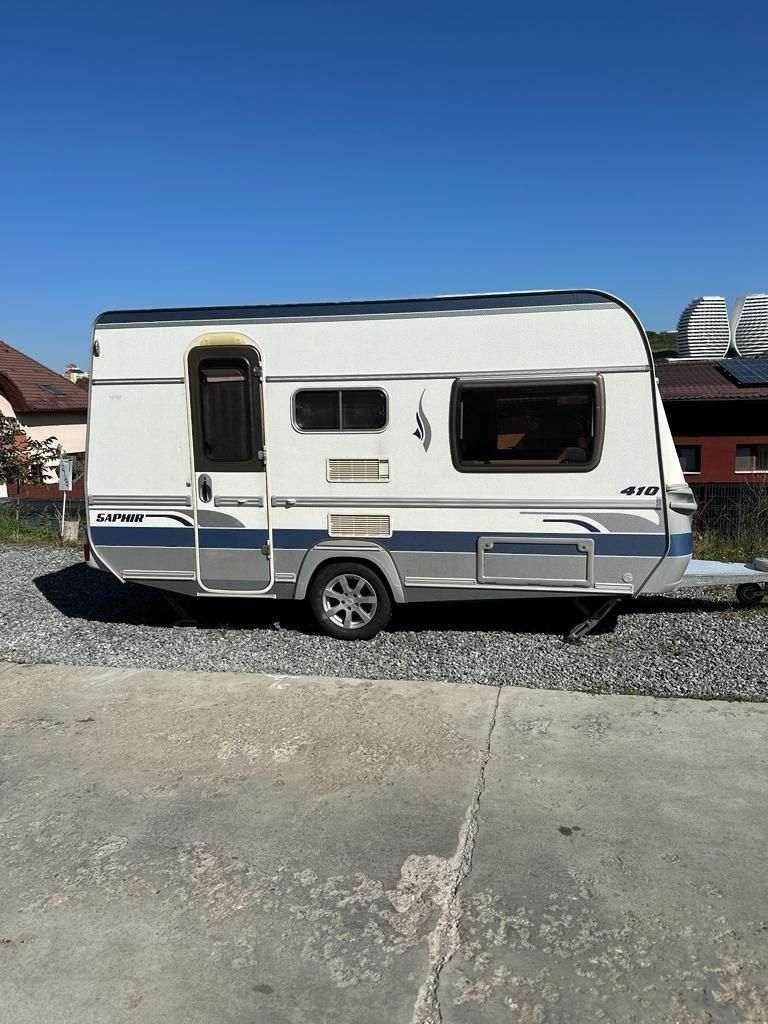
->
<box><xmin>94</xmin><ymin>289</ymin><xmax>624</xmax><ymax>327</ymax></box>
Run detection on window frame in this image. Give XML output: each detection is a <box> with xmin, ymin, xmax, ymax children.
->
<box><xmin>291</xmin><ymin>387</ymin><xmax>389</xmax><ymax>434</ymax></box>
<box><xmin>188</xmin><ymin>346</ymin><xmax>265</xmax><ymax>474</ymax></box>
<box><xmin>675</xmin><ymin>444</ymin><xmax>702</xmax><ymax>475</ymax></box>
<box><xmin>449</xmin><ymin>376</ymin><xmax>605</xmax><ymax>474</ymax></box>
<box><xmin>735</xmin><ymin>443</ymin><xmax>768</xmax><ymax>474</ymax></box>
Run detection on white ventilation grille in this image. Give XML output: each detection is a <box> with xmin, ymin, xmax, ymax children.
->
<box><xmin>327</xmin><ymin>458</ymin><xmax>390</xmax><ymax>483</ymax></box>
<box><xmin>328</xmin><ymin>514</ymin><xmax>392</xmax><ymax>538</ymax></box>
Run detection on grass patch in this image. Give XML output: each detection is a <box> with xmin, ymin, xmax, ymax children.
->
<box><xmin>0</xmin><ymin>508</ymin><xmax>80</xmax><ymax>547</ymax></box>
<box><xmin>693</xmin><ymin>529</ymin><xmax>768</xmax><ymax>563</ymax></box>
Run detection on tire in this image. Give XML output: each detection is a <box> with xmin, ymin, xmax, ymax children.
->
<box><xmin>736</xmin><ymin>583</ymin><xmax>765</xmax><ymax>608</ymax></box>
<box><xmin>309</xmin><ymin>562</ymin><xmax>393</xmax><ymax>640</ymax></box>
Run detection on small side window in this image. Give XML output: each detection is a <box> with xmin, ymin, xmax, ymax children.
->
<box><xmin>294</xmin><ymin>389</ymin><xmax>387</xmax><ymax>432</ymax></box>
<box><xmin>452</xmin><ymin>380</ymin><xmax>600</xmax><ymax>472</ymax></box>
<box><xmin>294</xmin><ymin>390</ymin><xmax>340</xmax><ymax>430</ymax></box>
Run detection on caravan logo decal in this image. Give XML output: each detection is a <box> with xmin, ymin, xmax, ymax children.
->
<box><xmin>96</xmin><ymin>513</ymin><xmax>146</xmax><ymax>523</ymax></box>
<box><xmin>413</xmin><ymin>390</ymin><xmax>432</xmax><ymax>452</ymax></box>
<box><xmin>94</xmin><ymin>512</ymin><xmax>193</xmax><ymax>526</ymax></box>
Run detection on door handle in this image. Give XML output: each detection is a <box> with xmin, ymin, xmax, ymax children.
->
<box><xmin>198</xmin><ymin>474</ymin><xmax>213</xmax><ymax>503</ymax></box>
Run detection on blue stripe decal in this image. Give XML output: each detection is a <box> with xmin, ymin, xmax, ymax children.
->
<box><xmin>669</xmin><ymin>532</ymin><xmax>693</xmax><ymax>556</ymax></box>
<box><xmin>90</xmin><ymin>527</ymin><xmax>267</xmax><ymax>548</ymax></box>
<box><xmin>199</xmin><ymin>529</ymin><xmax>267</xmax><ymax>549</ymax></box>
<box><xmin>91</xmin><ymin>525</ymin><xmax>693</xmax><ymax>558</ymax></box>
<box><xmin>92</xmin><ymin>527</ymin><xmax>193</xmax><ymax>547</ymax></box>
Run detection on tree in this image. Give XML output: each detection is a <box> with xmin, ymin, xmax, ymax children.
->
<box><xmin>0</xmin><ymin>413</ymin><xmax>62</xmax><ymax>498</ymax></box>
<box><xmin>647</xmin><ymin>331</ymin><xmax>678</xmax><ymax>360</ymax></box>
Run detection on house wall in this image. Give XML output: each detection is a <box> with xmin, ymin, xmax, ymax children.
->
<box><xmin>16</xmin><ymin>412</ymin><xmax>87</xmax><ymax>455</ymax></box>
<box><xmin>0</xmin><ymin>392</ymin><xmax>14</xmax><ymax>496</ymax></box>
<box><xmin>0</xmin><ymin>391</ymin><xmax>87</xmax><ymax>495</ymax></box>
<box><xmin>664</xmin><ymin>401</ymin><xmax>768</xmax><ymax>484</ymax></box>
<box><xmin>17</xmin><ymin>477</ymin><xmax>85</xmax><ymax>499</ymax></box>
<box><xmin>0</xmin><ymin>392</ymin><xmax>87</xmax><ymax>456</ymax></box>
<box><xmin>672</xmin><ymin>433</ymin><xmax>768</xmax><ymax>483</ymax></box>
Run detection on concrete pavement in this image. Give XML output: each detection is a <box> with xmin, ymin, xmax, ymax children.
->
<box><xmin>1</xmin><ymin>662</ymin><xmax>766</xmax><ymax>1023</ymax></box>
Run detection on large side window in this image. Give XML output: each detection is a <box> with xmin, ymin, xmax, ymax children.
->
<box><xmin>189</xmin><ymin>349</ymin><xmax>263</xmax><ymax>472</ymax></box>
<box><xmin>452</xmin><ymin>380</ymin><xmax>601</xmax><ymax>471</ymax></box>
<box><xmin>294</xmin><ymin>389</ymin><xmax>387</xmax><ymax>432</ymax></box>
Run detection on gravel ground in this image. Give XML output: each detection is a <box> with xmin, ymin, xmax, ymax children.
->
<box><xmin>1</xmin><ymin>545</ymin><xmax>767</xmax><ymax>700</ymax></box>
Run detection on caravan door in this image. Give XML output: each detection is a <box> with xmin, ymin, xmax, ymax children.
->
<box><xmin>187</xmin><ymin>341</ymin><xmax>272</xmax><ymax>593</ymax></box>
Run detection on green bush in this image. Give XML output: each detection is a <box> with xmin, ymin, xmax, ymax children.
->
<box><xmin>693</xmin><ymin>529</ymin><xmax>768</xmax><ymax>564</ymax></box>
<box><xmin>0</xmin><ymin>505</ymin><xmax>80</xmax><ymax>547</ymax></box>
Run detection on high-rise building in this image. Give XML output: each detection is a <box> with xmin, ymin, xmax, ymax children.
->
<box><xmin>732</xmin><ymin>294</ymin><xmax>768</xmax><ymax>357</ymax></box>
<box><xmin>676</xmin><ymin>296</ymin><xmax>731</xmax><ymax>358</ymax></box>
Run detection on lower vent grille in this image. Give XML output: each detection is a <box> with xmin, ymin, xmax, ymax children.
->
<box><xmin>328</xmin><ymin>514</ymin><xmax>392</xmax><ymax>538</ymax></box>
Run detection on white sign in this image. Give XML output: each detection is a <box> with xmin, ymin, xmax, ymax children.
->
<box><xmin>58</xmin><ymin>458</ymin><xmax>73</xmax><ymax>492</ymax></box>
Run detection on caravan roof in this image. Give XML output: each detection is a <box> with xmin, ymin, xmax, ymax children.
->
<box><xmin>95</xmin><ymin>289</ymin><xmax>633</xmax><ymax>327</ymax></box>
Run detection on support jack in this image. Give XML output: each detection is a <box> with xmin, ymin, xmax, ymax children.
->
<box><xmin>564</xmin><ymin>597</ymin><xmax>622</xmax><ymax>644</ymax></box>
<box><xmin>162</xmin><ymin>592</ymin><xmax>199</xmax><ymax>628</ymax></box>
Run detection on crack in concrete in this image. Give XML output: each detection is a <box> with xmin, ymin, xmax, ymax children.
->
<box><xmin>410</xmin><ymin>685</ymin><xmax>502</xmax><ymax>1024</ymax></box>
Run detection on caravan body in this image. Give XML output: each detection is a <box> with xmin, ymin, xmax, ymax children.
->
<box><xmin>85</xmin><ymin>290</ymin><xmax>694</xmax><ymax>638</ymax></box>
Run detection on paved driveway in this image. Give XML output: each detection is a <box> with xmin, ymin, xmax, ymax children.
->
<box><xmin>1</xmin><ymin>663</ymin><xmax>766</xmax><ymax>1023</ymax></box>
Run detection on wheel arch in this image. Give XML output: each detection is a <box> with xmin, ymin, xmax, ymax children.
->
<box><xmin>294</xmin><ymin>543</ymin><xmax>406</xmax><ymax>603</ymax></box>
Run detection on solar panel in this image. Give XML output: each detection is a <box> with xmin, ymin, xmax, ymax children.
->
<box><xmin>717</xmin><ymin>359</ymin><xmax>768</xmax><ymax>387</ymax></box>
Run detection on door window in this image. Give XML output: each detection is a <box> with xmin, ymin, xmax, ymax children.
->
<box><xmin>189</xmin><ymin>349</ymin><xmax>263</xmax><ymax>472</ymax></box>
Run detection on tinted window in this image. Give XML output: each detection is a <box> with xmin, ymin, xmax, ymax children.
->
<box><xmin>294</xmin><ymin>389</ymin><xmax>387</xmax><ymax>431</ymax></box>
<box><xmin>199</xmin><ymin>360</ymin><xmax>252</xmax><ymax>462</ymax></box>
<box><xmin>294</xmin><ymin>390</ymin><xmax>340</xmax><ymax>430</ymax></box>
<box><xmin>736</xmin><ymin>444</ymin><xmax>768</xmax><ymax>472</ymax></box>
<box><xmin>454</xmin><ymin>382</ymin><xmax>598</xmax><ymax>470</ymax></box>
<box><xmin>676</xmin><ymin>445</ymin><xmax>701</xmax><ymax>473</ymax></box>
<box><xmin>341</xmin><ymin>389</ymin><xmax>387</xmax><ymax>429</ymax></box>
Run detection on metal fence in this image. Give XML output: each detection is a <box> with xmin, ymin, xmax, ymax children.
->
<box><xmin>0</xmin><ymin>497</ymin><xmax>86</xmax><ymax>530</ymax></box>
<box><xmin>690</xmin><ymin>482</ymin><xmax>768</xmax><ymax>536</ymax></box>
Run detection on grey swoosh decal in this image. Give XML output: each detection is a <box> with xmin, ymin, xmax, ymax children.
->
<box><xmin>413</xmin><ymin>389</ymin><xmax>432</xmax><ymax>452</ymax></box>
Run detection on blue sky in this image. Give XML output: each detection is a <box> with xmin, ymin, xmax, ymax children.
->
<box><xmin>2</xmin><ymin>0</ymin><xmax>766</xmax><ymax>368</ymax></box>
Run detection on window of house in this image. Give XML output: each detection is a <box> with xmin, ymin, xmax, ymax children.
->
<box><xmin>452</xmin><ymin>380</ymin><xmax>600</xmax><ymax>471</ymax></box>
<box><xmin>294</xmin><ymin>389</ymin><xmax>387</xmax><ymax>431</ymax></box>
<box><xmin>676</xmin><ymin>445</ymin><xmax>701</xmax><ymax>474</ymax></box>
<box><xmin>735</xmin><ymin>444</ymin><xmax>768</xmax><ymax>473</ymax></box>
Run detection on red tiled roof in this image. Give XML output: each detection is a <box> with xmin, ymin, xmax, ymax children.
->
<box><xmin>0</xmin><ymin>340</ymin><xmax>88</xmax><ymax>414</ymax></box>
<box><xmin>656</xmin><ymin>360</ymin><xmax>768</xmax><ymax>401</ymax></box>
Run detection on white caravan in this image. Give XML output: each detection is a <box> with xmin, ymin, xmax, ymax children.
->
<box><xmin>85</xmin><ymin>290</ymin><xmax>696</xmax><ymax>640</ymax></box>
